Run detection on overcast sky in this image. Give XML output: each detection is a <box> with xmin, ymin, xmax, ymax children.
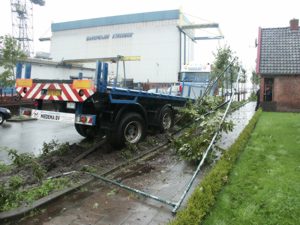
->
<box><xmin>1</xmin><ymin>0</ymin><xmax>299</xmax><ymax>72</ymax></box>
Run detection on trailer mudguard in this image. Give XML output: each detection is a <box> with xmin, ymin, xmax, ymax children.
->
<box><xmin>113</xmin><ymin>103</ymin><xmax>148</xmax><ymax>128</ymax></box>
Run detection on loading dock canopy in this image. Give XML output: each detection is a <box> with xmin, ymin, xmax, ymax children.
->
<box><xmin>63</xmin><ymin>55</ymin><xmax>141</xmax><ymax>64</ymax></box>
<box><xmin>178</xmin><ymin>23</ymin><xmax>224</xmax><ymax>41</ymax></box>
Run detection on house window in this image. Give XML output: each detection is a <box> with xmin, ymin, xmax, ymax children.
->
<box><xmin>264</xmin><ymin>78</ymin><xmax>273</xmax><ymax>101</ymax></box>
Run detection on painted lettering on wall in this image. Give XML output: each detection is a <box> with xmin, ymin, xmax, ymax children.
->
<box><xmin>86</xmin><ymin>32</ymin><xmax>134</xmax><ymax>41</ymax></box>
<box><xmin>86</xmin><ymin>34</ymin><xmax>110</xmax><ymax>41</ymax></box>
<box><xmin>112</xmin><ymin>32</ymin><xmax>134</xmax><ymax>39</ymax></box>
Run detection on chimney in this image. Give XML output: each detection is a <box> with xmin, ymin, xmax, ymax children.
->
<box><xmin>290</xmin><ymin>18</ymin><xmax>299</xmax><ymax>31</ymax></box>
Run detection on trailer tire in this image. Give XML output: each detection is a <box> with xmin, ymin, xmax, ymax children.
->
<box><xmin>75</xmin><ymin>124</ymin><xmax>96</xmax><ymax>138</ymax></box>
<box><xmin>110</xmin><ymin>112</ymin><xmax>145</xmax><ymax>147</ymax></box>
<box><xmin>0</xmin><ymin>113</ymin><xmax>4</xmax><ymax>125</ymax></box>
<box><xmin>159</xmin><ymin>107</ymin><xmax>174</xmax><ymax>132</ymax></box>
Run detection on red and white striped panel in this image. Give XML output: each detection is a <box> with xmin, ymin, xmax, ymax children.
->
<box><xmin>16</xmin><ymin>83</ymin><xmax>95</xmax><ymax>102</ymax></box>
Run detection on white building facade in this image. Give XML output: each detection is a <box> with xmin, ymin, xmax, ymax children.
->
<box><xmin>50</xmin><ymin>10</ymin><xmax>194</xmax><ymax>83</ymax></box>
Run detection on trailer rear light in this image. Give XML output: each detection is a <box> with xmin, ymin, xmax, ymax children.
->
<box><xmin>75</xmin><ymin>114</ymin><xmax>96</xmax><ymax>126</ymax></box>
<box><xmin>78</xmin><ymin>89</ymin><xmax>84</xmax><ymax>96</ymax></box>
<box><xmin>80</xmin><ymin>116</ymin><xmax>87</xmax><ymax>123</ymax></box>
<box><xmin>23</xmin><ymin>110</ymin><xmax>32</xmax><ymax>116</ymax></box>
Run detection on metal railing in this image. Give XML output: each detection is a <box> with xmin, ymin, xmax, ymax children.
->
<box><xmin>0</xmin><ymin>87</ymin><xmax>17</xmax><ymax>98</ymax></box>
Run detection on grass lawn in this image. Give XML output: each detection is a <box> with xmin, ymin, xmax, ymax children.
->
<box><xmin>203</xmin><ymin>112</ymin><xmax>300</xmax><ymax>225</ymax></box>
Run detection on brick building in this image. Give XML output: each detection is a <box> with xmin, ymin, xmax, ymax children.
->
<box><xmin>256</xmin><ymin>19</ymin><xmax>300</xmax><ymax>112</ymax></box>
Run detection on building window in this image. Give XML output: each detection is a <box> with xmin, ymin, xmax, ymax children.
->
<box><xmin>264</xmin><ymin>78</ymin><xmax>273</xmax><ymax>101</ymax></box>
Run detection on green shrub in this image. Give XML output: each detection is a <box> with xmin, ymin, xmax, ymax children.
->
<box><xmin>174</xmin><ymin>96</ymin><xmax>242</xmax><ymax>162</ymax></box>
<box><xmin>81</xmin><ymin>165</ymin><xmax>97</xmax><ymax>173</ymax></box>
<box><xmin>8</xmin><ymin>149</ymin><xmax>34</xmax><ymax>167</ymax></box>
<box><xmin>173</xmin><ymin>112</ymin><xmax>233</xmax><ymax>161</ymax></box>
<box><xmin>0</xmin><ymin>162</ymin><xmax>11</xmax><ymax>173</ymax></box>
<box><xmin>229</xmin><ymin>100</ymin><xmax>247</xmax><ymax>111</ymax></box>
<box><xmin>9</xmin><ymin>175</ymin><xmax>24</xmax><ymax>190</ymax></box>
<box><xmin>7</xmin><ymin>149</ymin><xmax>45</xmax><ymax>182</ymax></box>
<box><xmin>178</xmin><ymin>96</ymin><xmax>224</xmax><ymax>125</ymax></box>
<box><xmin>248</xmin><ymin>91</ymin><xmax>257</xmax><ymax>101</ymax></box>
<box><xmin>169</xmin><ymin>109</ymin><xmax>262</xmax><ymax>225</ymax></box>
<box><xmin>42</xmin><ymin>139</ymin><xmax>70</xmax><ymax>156</ymax></box>
<box><xmin>0</xmin><ymin>178</ymin><xmax>70</xmax><ymax>212</ymax></box>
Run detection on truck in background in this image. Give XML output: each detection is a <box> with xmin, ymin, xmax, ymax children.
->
<box><xmin>179</xmin><ymin>63</ymin><xmax>215</xmax><ymax>99</ymax></box>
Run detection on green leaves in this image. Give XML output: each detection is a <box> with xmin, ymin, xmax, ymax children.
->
<box><xmin>0</xmin><ymin>178</ymin><xmax>70</xmax><ymax>212</ymax></box>
<box><xmin>174</xmin><ymin>111</ymin><xmax>233</xmax><ymax>161</ymax></box>
<box><xmin>211</xmin><ymin>45</ymin><xmax>244</xmax><ymax>97</ymax></box>
<box><xmin>251</xmin><ymin>70</ymin><xmax>260</xmax><ymax>86</ymax></box>
<box><xmin>7</xmin><ymin>149</ymin><xmax>45</xmax><ymax>182</ymax></box>
<box><xmin>0</xmin><ymin>35</ymin><xmax>27</xmax><ymax>87</ymax></box>
<box><xmin>41</xmin><ymin>139</ymin><xmax>70</xmax><ymax>156</ymax></box>
<box><xmin>174</xmin><ymin>96</ymin><xmax>234</xmax><ymax>161</ymax></box>
<box><xmin>177</xmin><ymin>96</ymin><xmax>223</xmax><ymax>125</ymax></box>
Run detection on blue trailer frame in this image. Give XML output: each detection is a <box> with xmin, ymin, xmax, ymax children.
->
<box><xmin>15</xmin><ymin>59</ymin><xmax>194</xmax><ymax>147</ymax></box>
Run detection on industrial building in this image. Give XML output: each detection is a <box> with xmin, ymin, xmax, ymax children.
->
<box><xmin>50</xmin><ymin>9</ymin><xmax>195</xmax><ymax>83</ymax></box>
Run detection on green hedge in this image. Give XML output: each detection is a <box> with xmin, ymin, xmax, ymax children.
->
<box><xmin>169</xmin><ymin>109</ymin><xmax>262</xmax><ymax>225</ymax></box>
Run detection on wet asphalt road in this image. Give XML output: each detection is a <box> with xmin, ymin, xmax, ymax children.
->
<box><xmin>0</xmin><ymin>120</ymin><xmax>83</xmax><ymax>164</ymax></box>
<box><xmin>0</xmin><ymin>102</ymin><xmax>256</xmax><ymax>165</ymax></box>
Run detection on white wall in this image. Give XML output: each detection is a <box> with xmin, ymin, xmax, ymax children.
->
<box><xmin>1</xmin><ymin>62</ymin><xmax>95</xmax><ymax>82</ymax></box>
<box><xmin>0</xmin><ymin>63</ymin><xmax>95</xmax><ymax>80</ymax></box>
<box><xmin>29</xmin><ymin>64</ymin><xmax>95</xmax><ymax>80</ymax></box>
<box><xmin>51</xmin><ymin>20</ymin><xmax>182</xmax><ymax>83</ymax></box>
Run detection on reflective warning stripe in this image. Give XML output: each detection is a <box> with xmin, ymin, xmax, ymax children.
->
<box><xmin>54</xmin><ymin>83</ymin><xmax>61</xmax><ymax>90</ymax></box>
<box><xmin>27</xmin><ymin>83</ymin><xmax>41</xmax><ymax>99</ymax></box>
<box><xmin>16</xmin><ymin>83</ymin><xmax>95</xmax><ymax>102</ymax></box>
<box><xmin>61</xmin><ymin>84</ymin><xmax>73</xmax><ymax>101</ymax></box>
<box><xmin>30</xmin><ymin>84</ymin><xmax>44</xmax><ymax>99</ymax></box>
<box><xmin>64</xmin><ymin>84</ymin><xmax>79</xmax><ymax>102</ymax></box>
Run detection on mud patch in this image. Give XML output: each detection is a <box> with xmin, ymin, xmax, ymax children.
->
<box><xmin>114</xmin><ymin>163</ymin><xmax>154</xmax><ymax>182</ymax></box>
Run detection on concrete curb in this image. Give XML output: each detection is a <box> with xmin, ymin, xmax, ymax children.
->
<box><xmin>7</xmin><ymin>117</ymin><xmax>37</xmax><ymax>122</ymax></box>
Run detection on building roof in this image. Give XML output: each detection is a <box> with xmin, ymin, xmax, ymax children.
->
<box><xmin>258</xmin><ymin>26</ymin><xmax>300</xmax><ymax>75</ymax></box>
<box><xmin>51</xmin><ymin>9</ymin><xmax>180</xmax><ymax>32</ymax></box>
<box><xmin>20</xmin><ymin>58</ymin><xmax>95</xmax><ymax>71</ymax></box>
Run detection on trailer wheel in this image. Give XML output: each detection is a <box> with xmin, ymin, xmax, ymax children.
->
<box><xmin>159</xmin><ymin>107</ymin><xmax>174</xmax><ymax>132</ymax></box>
<box><xmin>75</xmin><ymin>124</ymin><xmax>97</xmax><ymax>138</ymax></box>
<box><xmin>110</xmin><ymin>113</ymin><xmax>145</xmax><ymax>147</ymax></box>
<box><xmin>0</xmin><ymin>113</ymin><xmax>4</xmax><ymax>125</ymax></box>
